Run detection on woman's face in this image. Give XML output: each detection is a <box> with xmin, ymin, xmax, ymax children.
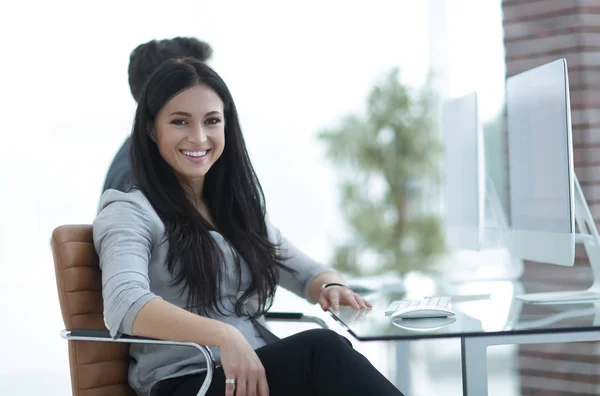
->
<box><xmin>154</xmin><ymin>84</ymin><xmax>225</xmax><ymax>189</ymax></box>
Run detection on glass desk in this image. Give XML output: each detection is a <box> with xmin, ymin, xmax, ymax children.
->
<box><xmin>328</xmin><ymin>282</ymin><xmax>600</xmax><ymax>396</ymax></box>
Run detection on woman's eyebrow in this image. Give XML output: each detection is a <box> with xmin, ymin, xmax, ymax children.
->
<box><xmin>169</xmin><ymin>111</ymin><xmax>193</xmax><ymax>117</ymax></box>
<box><xmin>205</xmin><ymin>110</ymin><xmax>222</xmax><ymax>117</ymax></box>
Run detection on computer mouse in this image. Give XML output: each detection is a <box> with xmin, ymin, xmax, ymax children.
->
<box><xmin>390</xmin><ymin>305</ymin><xmax>456</xmax><ymax>320</ymax></box>
<box><xmin>391</xmin><ymin>316</ymin><xmax>456</xmax><ymax>331</ymax></box>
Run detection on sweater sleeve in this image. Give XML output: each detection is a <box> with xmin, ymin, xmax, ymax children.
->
<box><xmin>93</xmin><ymin>190</ymin><xmax>161</xmax><ymax>338</ymax></box>
<box><xmin>266</xmin><ymin>218</ymin><xmax>336</xmax><ymax>302</ymax></box>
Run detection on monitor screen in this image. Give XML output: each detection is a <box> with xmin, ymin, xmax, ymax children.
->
<box><xmin>442</xmin><ymin>91</ymin><xmax>484</xmax><ymax>251</ymax></box>
<box><xmin>507</xmin><ymin>59</ymin><xmax>573</xmax><ymax>235</ymax></box>
<box><xmin>506</xmin><ymin>58</ymin><xmax>575</xmax><ymax>266</ymax></box>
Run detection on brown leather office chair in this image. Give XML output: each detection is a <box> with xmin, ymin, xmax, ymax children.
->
<box><xmin>52</xmin><ymin>224</ymin><xmax>215</xmax><ymax>396</ymax></box>
<box><xmin>52</xmin><ymin>224</ymin><xmax>328</xmax><ymax>396</ymax></box>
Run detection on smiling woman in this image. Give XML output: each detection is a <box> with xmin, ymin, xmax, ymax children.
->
<box><xmin>93</xmin><ymin>58</ymin><xmax>395</xmax><ymax>396</ymax></box>
<box><xmin>154</xmin><ymin>85</ymin><xmax>226</xmax><ymax>200</ymax></box>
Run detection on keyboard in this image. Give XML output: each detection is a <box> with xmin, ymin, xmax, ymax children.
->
<box><xmin>385</xmin><ymin>296</ymin><xmax>455</xmax><ymax>319</ymax></box>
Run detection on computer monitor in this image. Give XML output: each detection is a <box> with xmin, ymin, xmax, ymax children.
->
<box><xmin>507</xmin><ymin>59</ymin><xmax>600</xmax><ymax>303</ymax></box>
<box><xmin>506</xmin><ymin>58</ymin><xmax>575</xmax><ymax>267</ymax></box>
<box><xmin>442</xmin><ymin>91</ymin><xmax>485</xmax><ymax>251</ymax></box>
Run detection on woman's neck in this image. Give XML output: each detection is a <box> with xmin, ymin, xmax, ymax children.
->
<box><xmin>181</xmin><ymin>181</ymin><xmax>214</xmax><ymax>227</ymax></box>
<box><xmin>193</xmin><ymin>197</ymin><xmax>216</xmax><ymax>227</ymax></box>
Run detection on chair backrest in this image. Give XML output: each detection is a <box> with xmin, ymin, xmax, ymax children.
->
<box><xmin>52</xmin><ymin>224</ymin><xmax>135</xmax><ymax>396</ymax></box>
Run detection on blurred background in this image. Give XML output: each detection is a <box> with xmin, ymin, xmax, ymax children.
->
<box><xmin>3</xmin><ymin>0</ymin><xmax>595</xmax><ymax>395</ymax></box>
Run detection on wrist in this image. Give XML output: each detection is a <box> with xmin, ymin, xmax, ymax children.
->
<box><xmin>215</xmin><ymin>322</ymin><xmax>236</xmax><ymax>347</ymax></box>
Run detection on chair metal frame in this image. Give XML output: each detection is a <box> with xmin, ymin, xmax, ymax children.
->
<box><xmin>60</xmin><ymin>313</ymin><xmax>327</xmax><ymax>396</ymax></box>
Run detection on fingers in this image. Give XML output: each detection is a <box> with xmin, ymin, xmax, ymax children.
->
<box><xmin>319</xmin><ymin>293</ymin><xmax>329</xmax><ymax>311</ymax></box>
<box><xmin>330</xmin><ymin>290</ymin><xmax>340</xmax><ymax>310</ymax></box>
<box><xmin>258</xmin><ymin>368</ymin><xmax>270</xmax><ymax>396</ymax></box>
<box><xmin>347</xmin><ymin>290</ymin><xmax>361</xmax><ymax>309</ymax></box>
<box><xmin>335</xmin><ymin>288</ymin><xmax>360</xmax><ymax>309</ymax></box>
<box><xmin>225</xmin><ymin>380</ymin><xmax>235</xmax><ymax>396</ymax></box>
<box><xmin>244</xmin><ymin>364</ymin><xmax>268</xmax><ymax>396</ymax></box>
<box><xmin>246</xmin><ymin>374</ymin><xmax>257</xmax><ymax>396</ymax></box>
<box><xmin>220</xmin><ymin>334</ymin><xmax>268</xmax><ymax>396</ymax></box>
<box><xmin>355</xmin><ymin>295</ymin><xmax>372</xmax><ymax>309</ymax></box>
<box><xmin>224</xmin><ymin>365</ymin><xmax>267</xmax><ymax>396</ymax></box>
<box><xmin>236</xmin><ymin>377</ymin><xmax>247</xmax><ymax>396</ymax></box>
<box><xmin>354</xmin><ymin>294</ymin><xmax>366</xmax><ymax>309</ymax></box>
<box><xmin>341</xmin><ymin>289</ymin><xmax>371</xmax><ymax>310</ymax></box>
<box><xmin>223</xmin><ymin>365</ymin><xmax>237</xmax><ymax>396</ymax></box>
<box><xmin>320</xmin><ymin>287</ymin><xmax>372</xmax><ymax>311</ymax></box>
<box><xmin>354</xmin><ymin>293</ymin><xmax>371</xmax><ymax>309</ymax></box>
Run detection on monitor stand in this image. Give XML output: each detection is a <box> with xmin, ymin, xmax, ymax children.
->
<box><xmin>517</xmin><ymin>175</ymin><xmax>600</xmax><ymax>304</ymax></box>
<box><xmin>445</xmin><ymin>178</ymin><xmax>523</xmax><ymax>283</ymax></box>
<box><xmin>481</xmin><ymin>177</ymin><xmax>524</xmax><ymax>279</ymax></box>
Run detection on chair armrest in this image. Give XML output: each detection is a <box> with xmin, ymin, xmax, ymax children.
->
<box><xmin>61</xmin><ymin>329</ymin><xmax>214</xmax><ymax>396</ymax></box>
<box><xmin>264</xmin><ymin>312</ymin><xmax>329</xmax><ymax>329</ymax></box>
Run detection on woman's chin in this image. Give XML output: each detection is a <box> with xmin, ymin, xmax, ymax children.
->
<box><xmin>177</xmin><ymin>169</ymin><xmax>209</xmax><ymax>184</ymax></box>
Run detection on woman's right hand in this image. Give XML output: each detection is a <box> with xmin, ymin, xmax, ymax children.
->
<box><xmin>218</xmin><ymin>325</ymin><xmax>269</xmax><ymax>396</ymax></box>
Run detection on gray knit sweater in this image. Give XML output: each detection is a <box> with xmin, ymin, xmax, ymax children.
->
<box><xmin>93</xmin><ymin>189</ymin><xmax>333</xmax><ymax>395</ymax></box>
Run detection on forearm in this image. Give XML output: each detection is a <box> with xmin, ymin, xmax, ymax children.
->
<box><xmin>308</xmin><ymin>271</ymin><xmax>346</xmax><ymax>303</ymax></box>
<box><xmin>132</xmin><ymin>298</ymin><xmax>232</xmax><ymax>347</ymax></box>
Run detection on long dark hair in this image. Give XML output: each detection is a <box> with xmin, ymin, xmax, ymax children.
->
<box><xmin>130</xmin><ymin>58</ymin><xmax>292</xmax><ymax>317</ymax></box>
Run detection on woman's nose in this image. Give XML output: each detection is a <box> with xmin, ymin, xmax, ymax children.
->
<box><xmin>189</xmin><ymin>124</ymin><xmax>208</xmax><ymax>144</ymax></box>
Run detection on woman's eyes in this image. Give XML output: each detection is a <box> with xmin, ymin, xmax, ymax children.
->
<box><xmin>170</xmin><ymin>118</ymin><xmax>222</xmax><ymax>126</ymax></box>
<box><xmin>205</xmin><ymin>117</ymin><xmax>222</xmax><ymax>125</ymax></box>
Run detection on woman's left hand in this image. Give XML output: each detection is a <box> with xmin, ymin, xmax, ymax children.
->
<box><xmin>319</xmin><ymin>286</ymin><xmax>372</xmax><ymax>311</ymax></box>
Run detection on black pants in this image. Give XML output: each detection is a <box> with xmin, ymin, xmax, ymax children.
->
<box><xmin>154</xmin><ymin>329</ymin><xmax>404</xmax><ymax>396</ymax></box>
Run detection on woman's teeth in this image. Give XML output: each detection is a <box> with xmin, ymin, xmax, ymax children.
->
<box><xmin>182</xmin><ymin>150</ymin><xmax>207</xmax><ymax>157</ymax></box>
